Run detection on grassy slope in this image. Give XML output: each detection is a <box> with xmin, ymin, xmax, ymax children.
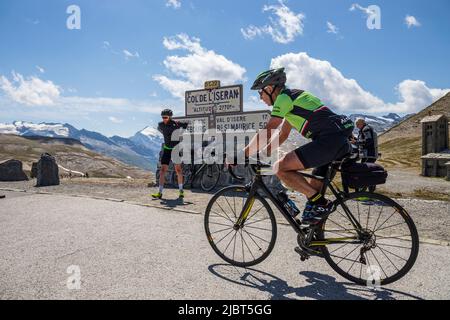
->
<box><xmin>378</xmin><ymin>93</ymin><xmax>450</xmax><ymax>172</ymax></box>
<box><xmin>0</xmin><ymin>134</ymin><xmax>152</xmax><ymax>179</ymax></box>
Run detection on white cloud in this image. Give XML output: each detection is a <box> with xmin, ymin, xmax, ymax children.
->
<box><xmin>405</xmin><ymin>15</ymin><xmax>421</xmax><ymax>28</ymax></box>
<box><xmin>0</xmin><ymin>72</ymin><xmax>60</xmax><ymax>106</ymax></box>
<box><xmin>123</xmin><ymin>49</ymin><xmax>140</xmax><ymax>60</ymax></box>
<box><xmin>36</xmin><ymin>65</ymin><xmax>45</xmax><ymax>74</ymax></box>
<box><xmin>326</xmin><ymin>21</ymin><xmax>339</xmax><ymax>34</ymax></box>
<box><xmin>154</xmin><ymin>34</ymin><xmax>246</xmax><ymax>99</ymax></box>
<box><xmin>166</xmin><ymin>0</ymin><xmax>181</xmax><ymax>9</ymax></box>
<box><xmin>108</xmin><ymin>116</ymin><xmax>123</xmax><ymax>124</ymax></box>
<box><xmin>270</xmin><ymin>52</ymin><xmax>450</xmax><ymax>114</ymax></box>
<box><xmin>349</xmin><ymin>3</ymin><xmax>373</xmax><ymax>16</ymax></box>
<box><xmin>241</xmin><ymin>0</ymin><xmax>305</xmax><ymax>44</ymax></box>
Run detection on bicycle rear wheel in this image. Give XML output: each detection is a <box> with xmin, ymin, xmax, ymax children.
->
<box><xmin>318</xmin><ymin>192</ymin><xmax>419</xmax><ymax>286</ymax></box>
<box><xmin>171</xmin><ymin>165</ymin><xmax>192</xmax><ymax>189</ymax></box>
<box><xmin>205</xmin><ymin>186</ymin><xmax>277</xmax><ymax>267</ymax></box>
<box><xmin>201</xmin><ymin>164</ymin><xmax>221</xmax><ymax>192</ymax></box>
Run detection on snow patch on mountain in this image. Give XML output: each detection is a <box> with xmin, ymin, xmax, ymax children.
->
<box><xmin>0</xmin><ymin>121</ymin><xmax>70</xmax><ymax>137</ymax></box>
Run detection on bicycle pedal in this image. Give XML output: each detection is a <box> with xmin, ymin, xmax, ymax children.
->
<box><xmin>294</xmin><ymin>247</ymin><xmax>310</xmax><ymax>261</ymax></box>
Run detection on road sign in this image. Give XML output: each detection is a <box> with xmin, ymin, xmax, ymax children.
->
<box><xmin>185</xmin><ymin>85</ymin><xmax>243</xmax><ymax>117</ymax></box>
<box><xmin>173</xmin><ymin>116</ymin><xmax>209</xmax><ymax>133</ymax></box>
<box><xmin>215</xmin><ymin>111</ymin><xmax>271</xmax><ymax>132</ymax></box>
<box><xmin>175</xmin><ymin>111</ymin><xmax>271</xmax><ymax>133</ymax></box>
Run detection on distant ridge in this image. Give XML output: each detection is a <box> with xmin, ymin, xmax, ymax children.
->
<box><xmin>378</xmin><ymin>92</ymin><xmax>450</xmax><ymax>170</ymax></box>
<box><xmin>379</xmin><ymin>92</ymin><xmax>450</xmax><ymax>144</ymax></box>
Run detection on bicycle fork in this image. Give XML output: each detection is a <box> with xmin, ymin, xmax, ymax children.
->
<box><xmin>235</xmin><ymin>196</ymin><xmax>256</xmax><ymax>229</ymax></box>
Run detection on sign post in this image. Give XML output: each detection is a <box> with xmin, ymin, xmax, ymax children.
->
<box><xmin>185</xmin><ymin>85</ymin><xmax>243</xmax><ymax>117</ymax></box>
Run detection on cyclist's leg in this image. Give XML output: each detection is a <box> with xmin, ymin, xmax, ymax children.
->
<box><xmin>174</xmin><ymin>164</ymin><xmax>184</xmax><ymax>187</ymax></box>
<box><xmin>159</xmin><ymin>164</ymin><xmax>169</xmax><ymax>185</ymax></box>
<box><xmin>273</xmin><ymin>152</ymin><xmax>317</xmax><ymax>198</ymax></box>
<box><xmin>310</xmin><ymin>165</ymin><xmax>330</xmax><ymax>193</ymax></box>
<box><xmin>154</xmin><ymin>150</ymin><xmax>171</xmax><ymax>198</ymax></box>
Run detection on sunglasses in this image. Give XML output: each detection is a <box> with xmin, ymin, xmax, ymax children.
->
<box><xmin>258</xmin><ymin>86</ymin><xmax>271</xmax><ymax>97</ymax></box>
<box><xmin>162</xmin><ymin>116</ymin><xmax>170</xmax><ymax>120</ymax></box>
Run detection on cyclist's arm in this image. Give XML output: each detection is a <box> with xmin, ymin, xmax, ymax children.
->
<box><xmin>244</xmin><ymin>116</ymin><xmax>283</xmax><ymax>157</ymax></box>
<box><xmin>179</xmin><ymin>122</ymin><xmax>189</xmax><ymax>130</ymax></box>
<box><xmin>244</xmin><ymin>93</ymin><xmax>292</xmax><ymax>157</ymax></box>
<box><xmin>264</xmin><ymin>120</ymin><xmax>292</xmax><ymax>156</ymax></box>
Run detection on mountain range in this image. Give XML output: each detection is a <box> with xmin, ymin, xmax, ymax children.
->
<box><xmin>0</xmin><ymin>121</ymin><xmax>163</xmax><ymax>172</ymax></box>
<box><xmin>348</xmin><ymin>113</ymin><xmax>414</xmax><ymax>133</ymax></box>
<box><xmin>0</xmin><ymin>113</ymin><xmax>410</xmax><ymax>171</ymax></box>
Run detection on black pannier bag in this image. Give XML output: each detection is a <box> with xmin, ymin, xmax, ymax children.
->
<box><xmin>341</xmin><ymin>162</ymin><xmax>388</xmax><ymax>189</ymax></box>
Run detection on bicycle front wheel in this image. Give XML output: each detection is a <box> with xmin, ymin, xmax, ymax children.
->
<box><xmin>318</xmin><ymin>192</ymin><xmax>419</xmax><ymax>286</ymax></box>
<box><xmin>201</xmin><ymin>164</ymin><xmax>221</xmax><ymax>192</ymax></box>
<box><xmin>205</xmin><ymin>186</ymin><xmax>277</xmax><ymax>267</ymax></box>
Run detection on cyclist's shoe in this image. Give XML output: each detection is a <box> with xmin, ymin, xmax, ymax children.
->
<box><xmin>301</xmin><ymin>202</ymin><xmax>313</xmax><ymax>220</ymax></box>
<box><xmin>151</xmin><ymin>192</ymin><xmax>163</xmax><ymax>200</ymax></box>
<box><xmin>178</xmin><ymin>190</ymin><xmax>185</xmax><ymax>199</ymax></box>
<box><xmin>301</xmin><ymin>200</ymin><xmax>333</xmax><ymax>225</ymax></box>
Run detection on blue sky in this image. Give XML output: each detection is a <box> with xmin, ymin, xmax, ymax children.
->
<box><xmin>0</xmin><ymin>0</ymin><xmax>449</xmax><ymax>137</ymax></box>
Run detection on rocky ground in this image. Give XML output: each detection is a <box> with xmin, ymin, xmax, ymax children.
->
<box><xmin>1</xmin><ymin>168</ymin><xmax>448</xmax><ymax>243</ymax></box>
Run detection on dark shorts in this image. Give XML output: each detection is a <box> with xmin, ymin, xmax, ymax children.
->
<box><xmin>294</xmin><ymin>134</ymin><xmax>352</xmax><ymax>177</ymax></box>
<box><xmin>160</xmin><ymin>149</ymin><xmax>172</xmax><ymax>166</ymax></box>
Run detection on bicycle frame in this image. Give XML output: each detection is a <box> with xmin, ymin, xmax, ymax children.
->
<box><xmin>234</xmin><ymin>163</ymin><xmax>365</xmax><ymax>246</ymax></box>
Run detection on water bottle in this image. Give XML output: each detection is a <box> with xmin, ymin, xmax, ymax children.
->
<box><xmin>278</xmin><ymin>191</ymin><xmax>301</xmax><ymax>217</ymax></box>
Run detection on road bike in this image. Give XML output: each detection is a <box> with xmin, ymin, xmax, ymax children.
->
<box><xmin>171</xmin><ymin>162</ymin><xmax>222</xmax><ymax>192</ymax></box>
<box><xmin>204</xmin><ymin>155</ymin><xmax>419</xmax><ymax>286</ymax></box>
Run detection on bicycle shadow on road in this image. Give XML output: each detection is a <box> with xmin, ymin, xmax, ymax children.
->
<box><xmin>208</xmin><ymin>264</ymin><xmax>424</xmax><ymax>300</ymax></box>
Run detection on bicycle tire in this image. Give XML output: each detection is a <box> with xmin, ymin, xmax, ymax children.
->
<box><xmin>200</xmin><ymin>164</ymin><xmax>221</xmax><ymax>192</ymax></box>
<box><xmin>318</xmin><ymin>192</ymin><xmax>419</xmax><ymax>286</ymax></box>
<box><xmin>171</xmin><ymin>165</ymin><xmax>192</xmax><ymax>189</ymax></box>
<box><xmin>205</xmin><ymin>186</ymin><xmax>277</xmax><ymax>267</ymax></box>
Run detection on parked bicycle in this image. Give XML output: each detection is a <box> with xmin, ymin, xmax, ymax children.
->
<box><xmin>204</xmin><ymin>155</ymin><xmax>419</xmax><ymax>286</ymax></box>
<box><xmin>171</xmin><ymin>162</ymin><xmax>222</xmax><ymax>192</ymax></box>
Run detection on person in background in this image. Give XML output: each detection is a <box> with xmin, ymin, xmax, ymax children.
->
<box><xmin>152</xmin><ymin>109</ymin><xmax>189</xmax><ymax>200</ymax></box>
<box><xmin>355</xmin><ymin>118</ymin><xmax>378</xmax><ymax>164</ymax></box>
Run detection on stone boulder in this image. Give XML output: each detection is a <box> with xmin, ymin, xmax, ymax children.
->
<box><xmin>36</xmin><ymin>153</ymin><xmax>60</xmax><ymax>187</ymax></box>
<box><xmin>0</xmin><ymin>160</ymin><xmax>29</xmax><ymax>182</ymax></box>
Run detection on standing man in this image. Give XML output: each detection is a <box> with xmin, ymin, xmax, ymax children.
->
<box><xmin>355</xmin><ymin>118</ymin><xmax>378</xmax><ymax>164</ymax></box>
<box><xmin>152</xmin><ymin>109</ymin><xmax>189</xmax><ymax>200</ymax></box>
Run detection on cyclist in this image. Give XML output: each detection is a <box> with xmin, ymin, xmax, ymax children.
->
<box><xmin>243</xmin><ymin>68</ymin><xmax>354</xmax><ymax>225</ymax></box>
<box><xmin>152</xmin><ymin>109</ymin><xmax>189</xmax><ymax>199</ymax></box>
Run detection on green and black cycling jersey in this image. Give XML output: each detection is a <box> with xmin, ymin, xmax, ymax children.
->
<box><xmin>157</xmin><ymin>120</ymin><xmax>189</xmax><ymax>150</ymax></box>
<box><xmin>271</xmin><ymin>88</ymin><xmax>354</xmax><ymax>139</ymax></box>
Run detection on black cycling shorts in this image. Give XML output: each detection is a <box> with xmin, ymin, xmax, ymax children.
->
<box><xmin>294</xmin><ymin>134</ymin><xmax>351</xmax><ymax>177</ymax></box>
<box><xmin>160</xmin><ymin>149</ymin><xmax>172</xmax><ymax>166</ymax></box>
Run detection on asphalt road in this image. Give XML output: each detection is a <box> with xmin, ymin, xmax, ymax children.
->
<box><xmin>0</xmin><ymin>191</ymin><xmax>449</xmax><ymax>300</ymax></box>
